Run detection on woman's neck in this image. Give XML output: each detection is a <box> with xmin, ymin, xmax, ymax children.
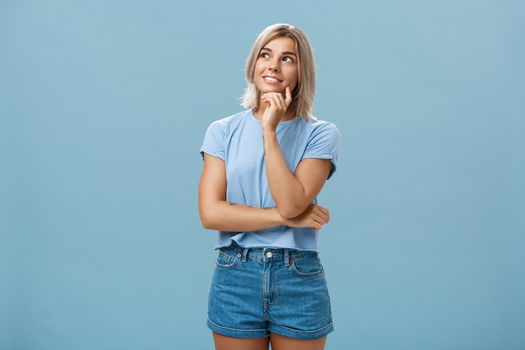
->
<box><xmin>252</xmin><ymin>104</ymin><xmax>296</xmax><ymax>122</ymax></box>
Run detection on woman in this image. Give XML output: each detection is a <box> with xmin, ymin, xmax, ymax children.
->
<box><xmin>198</xmin><ymin>23</ymin><xmax>340</xmax><ymax>350</ymax></box>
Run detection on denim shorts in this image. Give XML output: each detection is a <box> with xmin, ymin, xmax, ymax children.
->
<box><xmin>206</xmin><ymin>240</ymin><xmax>334</xmax><ymax>340</ymax></box>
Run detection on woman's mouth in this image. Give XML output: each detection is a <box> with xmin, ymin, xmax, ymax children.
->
<box><xmin>263</xmin><ymin>76</ymin><xmax>282</xmax><ymax>84</ymax></box>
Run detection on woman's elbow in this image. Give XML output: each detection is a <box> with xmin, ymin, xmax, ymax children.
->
<box><xmin>277</xmin><ymin>205</ymin><xmax>302</xmax><ymax>220</ymax></box>
<box><xmin>200</xmin><ymin>217</ymin><xmax>212</xmax><ymax>229</ymax></box>
<box><xmin>199</xmin><ymin>208</ymin><xmax>216</xmax><ymax>230</ymax></box>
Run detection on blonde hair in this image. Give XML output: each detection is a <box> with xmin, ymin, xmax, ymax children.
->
<box><xmin>239</xmin><ymin>23</ymin><xmax>316</xmax><ymax>121</ymax></box>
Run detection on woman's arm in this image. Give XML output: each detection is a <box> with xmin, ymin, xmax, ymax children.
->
<box><xmin>198</xmin><ymin>153</ymin><xmax>285</xmax><ymax>232</ymax></box>
<box><xmin>259</xmin><ymin>91</ymin><xmax>333</xmax><ymax>219</ymax></box>
<box><xmin>202</xmin><ymin>201</ymin><xmax>284</xmax><ymax>232</ymax></box>
<box><xmin>262</xmin><ymin>129</ymin><xmax>332</xmax><ymax>219</ymax></box>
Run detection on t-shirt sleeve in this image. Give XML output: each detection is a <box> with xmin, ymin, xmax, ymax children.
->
<box><xmin>200</xmin><ymin>120</ymin><xmax>226</xmax><ymax>161</ymax></box>
<box><xmin>302</xmin><ymin>122</ymin><xmax>340</xmax><ymax>180</ymax></box>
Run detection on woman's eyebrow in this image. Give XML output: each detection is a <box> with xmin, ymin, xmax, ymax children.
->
<box><xmin>261</xmin><ymin>47</ymin><xmax>297</xmax><ymax>57</ymax></box>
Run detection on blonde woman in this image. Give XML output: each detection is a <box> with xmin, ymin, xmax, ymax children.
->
<box><xmin>199</xmin><ymin>23</ymin><xmax>340</xmax><ymax>350</ymax></box>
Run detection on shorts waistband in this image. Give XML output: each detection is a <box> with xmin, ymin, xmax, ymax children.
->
<box><xmin>219</xmin><ymin>240</ymin><xmax>317</xmax><ymax>266</ymax></box>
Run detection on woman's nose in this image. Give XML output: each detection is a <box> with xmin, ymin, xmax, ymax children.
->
<box><xmin>268</xmin><ymin>59</ymin><xmax>280</xmax><ymax>71</ymax></box>
<box><xmin>268</xmin><ymin>64</ymin><xmax>279</xmax><ymax>72</ymax></box>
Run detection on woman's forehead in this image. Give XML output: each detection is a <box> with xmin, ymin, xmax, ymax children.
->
<box><xmin>263</xmin><ymin>36</ymin><xmax>297</xmax><ymax>52</ymax></box>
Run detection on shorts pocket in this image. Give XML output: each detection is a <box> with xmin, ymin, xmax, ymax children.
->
<box><xmin>290</xmin><ymin>252</ymin><xmax>324</xmax><ymax>277</ymax></box>
<box><xmin>215</xmin><ymin>249</ymin><xmax>239</xmax><ymax>269</ymax></box>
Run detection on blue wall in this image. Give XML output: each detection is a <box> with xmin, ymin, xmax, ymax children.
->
<box><xmin>1</xmin><ymin>0</ymin><xmax>523</xmax><ymax>349</ymax></box>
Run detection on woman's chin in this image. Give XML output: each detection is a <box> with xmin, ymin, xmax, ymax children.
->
<box><xmin>259</xmin><ymin>86</ymin><xmax>284</xmax><ymax>94</ymax></box>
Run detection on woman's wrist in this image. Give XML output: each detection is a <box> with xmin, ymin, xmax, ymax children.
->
<box><xmin>261</xmin><ymin>125</ymin><xmax>276</xmax><ymax>136</ymax></box>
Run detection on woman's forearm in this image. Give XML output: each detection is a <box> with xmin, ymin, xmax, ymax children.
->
<box><xmin>202</xmin><ymin>201</ymin><xmax>286</xmax><ymax>232</ymax></box>
<box><xmin>262</xmin><ymin>129</ymin><xmax>307</xmax><ymax>218</ymax></box>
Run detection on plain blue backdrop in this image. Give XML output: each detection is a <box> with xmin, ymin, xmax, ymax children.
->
<box><xmin>1</xmin><ymin>0</ymin><xmax>524</xmax><ymax>349</ymax></box>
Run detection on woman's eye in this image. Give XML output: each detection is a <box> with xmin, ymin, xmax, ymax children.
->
<box><xmin>259</xmin><ymin>52</ymin><xmax>294</xmax><ymax>63</ymax></box>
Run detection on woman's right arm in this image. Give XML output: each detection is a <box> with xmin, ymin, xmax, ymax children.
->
<box><xmin>198</xmin><ymin>153</ymin><xmax>285</xmax><ymax>232</ymax></box>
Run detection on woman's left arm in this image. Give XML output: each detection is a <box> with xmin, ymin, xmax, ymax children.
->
<box><xmin>260</xmin><ymin>87</ymin><xmax>334</xmax><ymax>219</ymax></box>
<box><xmin>262</xmin><ymin>129</ymin><xmax>332</xmax><ymax>219</ymax></box>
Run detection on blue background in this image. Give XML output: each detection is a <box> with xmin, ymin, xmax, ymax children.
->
<box><xmin>1</xmin><ymin>0</ymin><xmax>524</xmax><ymax>349</ymax></box>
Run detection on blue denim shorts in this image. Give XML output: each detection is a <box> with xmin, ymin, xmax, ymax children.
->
<box><xmin>207</xmin><ymin>240</ymin><xmax>334</xmax><ymax>340</ymax></box>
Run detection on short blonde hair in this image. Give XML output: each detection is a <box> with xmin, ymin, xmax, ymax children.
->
<box><xmin>239</xmin><ymin>23</ymin><xmax>316</xmax><ymax>121</ymax></box>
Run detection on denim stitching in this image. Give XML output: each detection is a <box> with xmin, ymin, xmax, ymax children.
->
<box><xmin>207</xmin><ymin>317</ymin><xmax>267</xmax><ymax>332</ymax></box>
<box><xmin>276</xmin><ymin>321</ymin><xmax>333</xmax><ymax>333</ymax></box>
<box><xmin>216</xmin><ymin>250</ymin><xmax>238</xmax><ymax>268</ymax></box>
<box><xmin>290</xmin><ymin>255</ymin><xmax>324</xmax><ymax>276</ymax></box>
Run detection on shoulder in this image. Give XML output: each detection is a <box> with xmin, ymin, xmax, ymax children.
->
<box><xmin>200</xmin><ymin>110</ymin><xmax>249</xmax><ymax>160</ymax></box>
<box><xmin>206</xmin><ymin>110</ymin><xmax>247</xmax><ymax>130</ymax></box>
<box><xmin>304</xmin><ymin>115</ymin><xmax>340</xmax><ymax>138</ymax></box>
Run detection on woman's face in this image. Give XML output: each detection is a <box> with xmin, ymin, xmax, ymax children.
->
<box><xmin>253</xmin><ymin>36</ymin><xmax>299</xmax><ymax>99</ymax></box>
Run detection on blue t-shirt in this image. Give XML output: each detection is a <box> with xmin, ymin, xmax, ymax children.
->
<box><xmin>200</xmin><ymin>109</ymin><xmax>340</xmax><ymax>252</ymax></box>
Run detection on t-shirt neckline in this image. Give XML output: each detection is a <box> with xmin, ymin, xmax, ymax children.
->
<box><xmin>248</xmin><ymin>109</ymin><xmax>300</xmax><ymax>126</ymax></box>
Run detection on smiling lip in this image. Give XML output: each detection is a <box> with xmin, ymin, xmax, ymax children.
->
<box><xmin>263</xmin><ymin>76</ymin><xmax>283</xmax><ymax>84</ymax></box>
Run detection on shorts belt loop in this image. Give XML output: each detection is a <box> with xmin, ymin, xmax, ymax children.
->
<box><xmin>242</xmin><ymin>247</ymin><xmax>249</xmax><ymax>262</ymax></box>
<box><xmin>284</xmin><ymin>249</ymin><xmax>290</xmax><ymax>267</ymax></box>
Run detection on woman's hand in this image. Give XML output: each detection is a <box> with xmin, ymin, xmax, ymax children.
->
<box><xmin>283</xmin><ymin>204</ymin><xmax>330</xmax><ymax>231</ymax></box>
<box><xmin>261</xmin><ymin>86</ymin><xmax>293</xmax><ymax>131</ymax></box>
